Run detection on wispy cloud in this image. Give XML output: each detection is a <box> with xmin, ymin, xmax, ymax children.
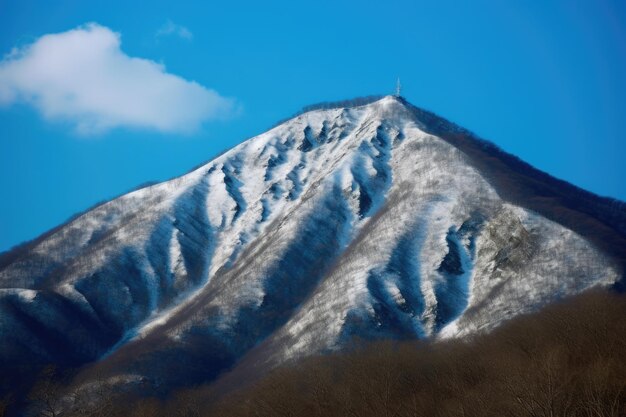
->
<box><xmin>156</xmin><ymin>20</ymin><xmax>193</xmax><ymax>41</ymax></box>
<box><xmin>0</xmin><ymin>23</ymin><xmax>234</xmax><ymax>134</ymax></box>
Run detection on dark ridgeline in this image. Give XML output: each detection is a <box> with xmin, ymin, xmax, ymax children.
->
<box><xmin>398</xmin><ymin>97</ymin><xmax>626</xmax><ymax>285</ymax></box>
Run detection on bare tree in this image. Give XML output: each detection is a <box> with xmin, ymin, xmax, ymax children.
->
<box><xmin>28</xmin><ymin>366</ymin><xmax>62</xmax><ymax>417</ymax></box>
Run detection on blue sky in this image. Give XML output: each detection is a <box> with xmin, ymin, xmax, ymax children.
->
<box><xmin>1</xmin><ymin>0</ymin><xmax>625</xmax><ymax>251</ymax></box>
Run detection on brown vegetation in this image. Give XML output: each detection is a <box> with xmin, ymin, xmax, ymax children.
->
<box><xmin>202</xmin><ymin>290</ymin><xmax>626</xmax><ymax>417</ymax></box>
<box><xmin>23</xmin><ymin>289</ymin><xmax>622</xmax><ymax>417</ymax></box>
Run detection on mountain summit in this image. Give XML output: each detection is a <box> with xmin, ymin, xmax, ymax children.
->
<box><xmin>1</xmin><ymin>95</ymin><xmax>625</xmax><ymax>397</ymax></box>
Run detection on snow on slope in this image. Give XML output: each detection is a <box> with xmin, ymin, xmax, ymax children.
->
<box><xmin>0</xmin><ymin>96</ymin><xmax>621</xmax><ymax>392</ymax></box>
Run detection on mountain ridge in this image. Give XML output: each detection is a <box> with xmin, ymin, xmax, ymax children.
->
<box><xmin>0</xmin><ymin>95</ymin><xmax>624</xmax><ymax>403</ymax></box>
<box><xmin>3</xmin><ymin>95</ymin><xmax>624</xmax><ymax>270</ymax></box>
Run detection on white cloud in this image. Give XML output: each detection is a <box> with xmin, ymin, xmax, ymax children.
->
<box><xmin>0</xmin><ymin>23</ymin><xmax>235</xmax><ymax>134</ymax></box>
<box><xmin>156</xmin><ymin>20</ymin><xmax>193</xmax><ymax>41</ymax></box>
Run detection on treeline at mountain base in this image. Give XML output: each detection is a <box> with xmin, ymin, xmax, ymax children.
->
<box><xmin>6</xmin><ymin>289</ymin><xmax>625</xmax><ymax>417</ymax></box>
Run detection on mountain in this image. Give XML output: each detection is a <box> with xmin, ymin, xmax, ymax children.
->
<box><xmin>1</xmin><ymin>95</ymin><xmax>625</xmax><ymax>400</ymax></box>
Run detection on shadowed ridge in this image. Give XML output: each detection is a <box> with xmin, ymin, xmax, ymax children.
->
<box><xmin>396</xmin><ymin>97</ymin><xmax>626</xmax><ymax>279</ymax></box>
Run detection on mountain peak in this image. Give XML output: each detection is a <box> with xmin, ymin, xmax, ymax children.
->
<box><xmin>1</xmin><ymin>94</ymin><xmax>624</xmax><ymax>401</ymax></box>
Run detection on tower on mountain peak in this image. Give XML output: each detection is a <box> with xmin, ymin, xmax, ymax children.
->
<box><xmin>395</xmin><ymin>77</ymin><xmax>402</xmax><ymax>97</ymax></box>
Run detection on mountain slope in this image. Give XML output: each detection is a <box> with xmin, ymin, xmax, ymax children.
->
<box><xmin>0</xmin><ymin>96</ymin><xmax>624</xmax><ymax>398</ymax></box>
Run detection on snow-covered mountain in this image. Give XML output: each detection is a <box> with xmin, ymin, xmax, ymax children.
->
<box><xmin>1</xmin><ymin>95</ymin><xmax>625</xmax><ymax>395</ymax></box>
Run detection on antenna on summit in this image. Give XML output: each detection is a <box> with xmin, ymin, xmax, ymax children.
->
<box><xmin>395</xmin><ymin>77</ymin><xmax>402</xmax><ymax>97</ymax></box>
